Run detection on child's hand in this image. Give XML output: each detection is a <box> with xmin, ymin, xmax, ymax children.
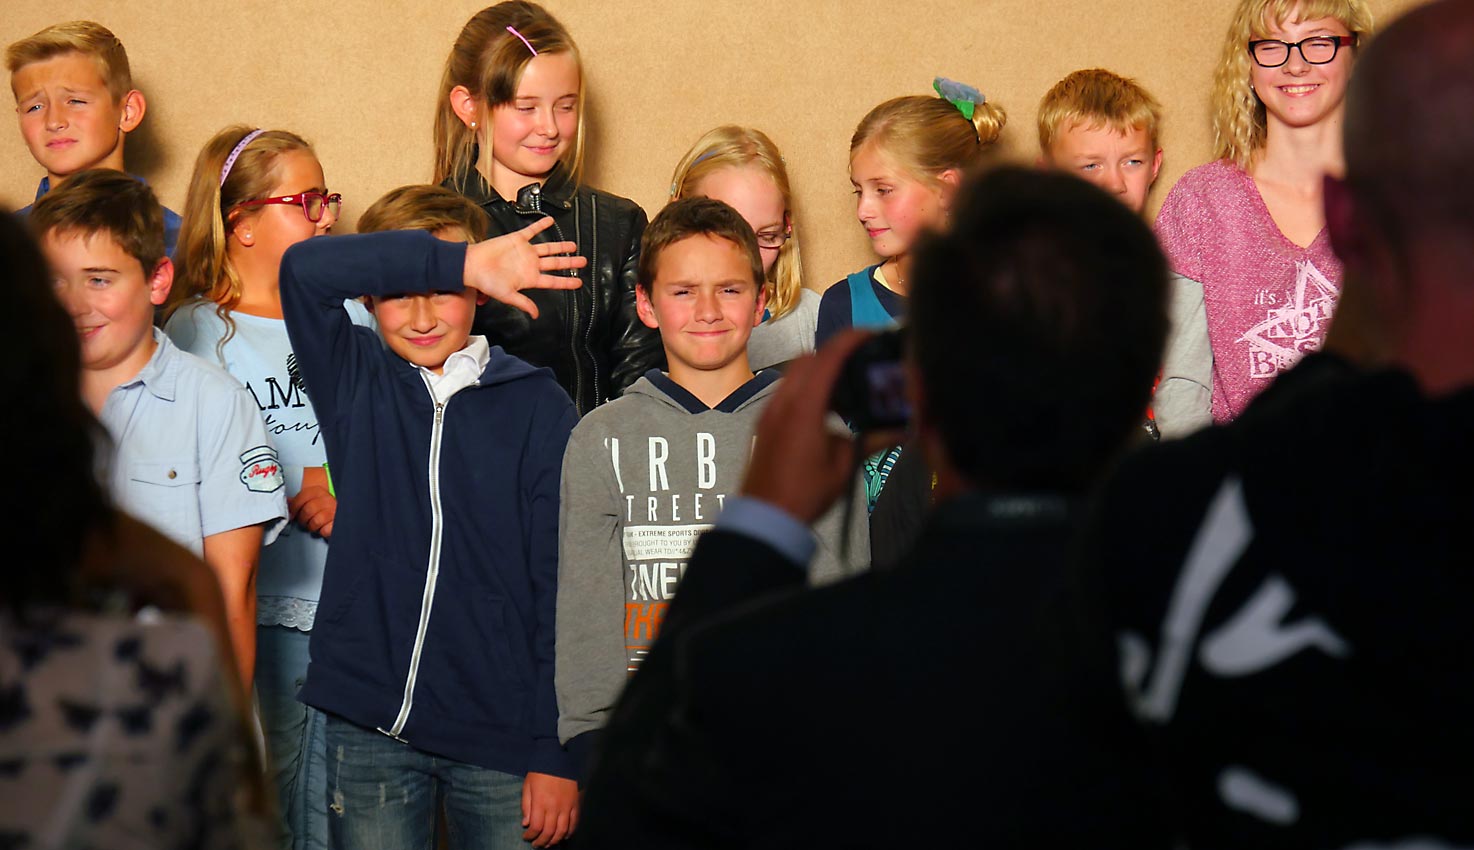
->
<box><xmin>288</xmin><ymin>466</ymin><xmax>336</xmax><ymax>539</ymax></box>
<box><xmin>465</xmin><ymin>216</ymin><xmax>586</xmax><ymax>320</ymax></box>
<box><xmin>521</xmin><ymin>771</ymin><xmax>578</xmax><ymax>847</ymax></box>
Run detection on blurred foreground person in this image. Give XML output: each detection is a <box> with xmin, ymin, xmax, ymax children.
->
<box><xmin>0</xmin><ymin>213</ymin><xmax>269</xmax><ymax>849</ymax></box>
<box><xmin>1085</xmin><ymin>1</ymin><xmax>1474</xmax><ymax>846</ymax></box>
<box><xmin>576</xmin><ymin>168</ymin><xmax>1173</xmax><ymax>849</ymax></box>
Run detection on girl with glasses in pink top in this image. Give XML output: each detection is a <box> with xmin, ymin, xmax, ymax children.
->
<box><xmin>1154</xmin><ymin>0</ymin><xmax>1374</xmax><ymax>423</ymax></box>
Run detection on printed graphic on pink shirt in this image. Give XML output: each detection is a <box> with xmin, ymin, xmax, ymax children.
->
<box><xmin>1239</xmin><ymin>261</ymin><xmax>1340</xmax><ymax>381</ymax></box>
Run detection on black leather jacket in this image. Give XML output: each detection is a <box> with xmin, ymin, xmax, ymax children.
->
<box><xmin>445</xmin><ymin>163</ymin><xmax>663</xmax><ymax>416</ymax></box>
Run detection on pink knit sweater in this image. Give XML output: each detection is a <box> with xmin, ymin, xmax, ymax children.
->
<box><xmin>1155</xmin><ymin>160</ymin><xmax>1343</xmax><ymax>423</ymax></box>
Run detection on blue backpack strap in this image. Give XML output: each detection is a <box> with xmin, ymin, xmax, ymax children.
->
<box><xmin>847</xmin><ymin>265</ymin><xmax>897</xmax><ymax>330</ymax></box>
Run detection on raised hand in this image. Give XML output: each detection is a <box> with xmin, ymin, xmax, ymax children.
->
<box><xmin>464</xmin><ymin>216</ymin><xmax>588</xmax><ymax>319</ymax></box>
<box><xmin>743</xmin><ymin>330</ymin><xmax>904</xmax><ymax>524</ymax></box>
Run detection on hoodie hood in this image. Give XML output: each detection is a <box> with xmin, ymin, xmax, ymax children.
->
<box><xmin>622</xmin><ymin>368</ymin><xmax>781</xmax><ymax>415</ymax></box>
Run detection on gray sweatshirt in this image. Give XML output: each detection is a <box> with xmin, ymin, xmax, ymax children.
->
<box><xmin>1155</xmin><ymin>273</ymin><xmax>1215</xmax><ymax>440</ymax></box>
<box><xmin>554</xmin><ymin>369</ymin><xmax>868</xmax><ymax>746</ymax></box>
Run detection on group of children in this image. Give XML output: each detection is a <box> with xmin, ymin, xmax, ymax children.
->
<box><xmin>5</xmin><ymin>0</ymin><xmax>1368</xmax><ymax>845</ymax></box>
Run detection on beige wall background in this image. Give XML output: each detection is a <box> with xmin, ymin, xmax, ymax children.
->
<box><xmin>2</xmin><ymin>0</ymin><xmax>1421</xmax><ymax>289</ymax></box>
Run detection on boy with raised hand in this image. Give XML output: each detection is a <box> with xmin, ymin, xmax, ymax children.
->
<box><xmin>1038</xmin><ymin>68</ymin><xmax>1213</xmax><ymax>438</ymax></box>
<box><xmin>7</xmin><ymin>21</ymin><xmax>182</xmax><ymax>256</ymax></box>
<box><xmin>31</xmin><ymin>168</ymin><xmax>287</xmax><ymax>690</ymax></box>
<box><xmin>554</xmin><ymin>197</ymin><xmax>867</xmax><ymax>777</ymax></box>
<box><xmin>279</xmin><ymin>206</ymin><xmax>586</xmax><ymax>850</ymax></box>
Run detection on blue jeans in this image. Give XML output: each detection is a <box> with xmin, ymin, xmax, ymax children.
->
<box><xmin>257</xmin><ymin>625</ymin><xmax>330</xmax><ymax>850</ymax></box>
<box><xmin>324</xmin><ymin>716</ymin><xmax>526</xmax><ymax>850</ymax></box>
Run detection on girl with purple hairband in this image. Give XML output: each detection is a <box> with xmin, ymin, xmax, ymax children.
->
<box><xmin>433</xmin><ymin>1</ymin><xmax>659</xmax><ymax>418</ymax></box>
<box><xmin>164</xmin><ymin>125</ymin><xmax>373</xmax><ymax>850</ymax></box>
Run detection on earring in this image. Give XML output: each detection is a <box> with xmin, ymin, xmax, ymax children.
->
<box><xmin>470</xmin><ymin>121</ymin><xmax>478</xmax><ymax>131</ymax></box>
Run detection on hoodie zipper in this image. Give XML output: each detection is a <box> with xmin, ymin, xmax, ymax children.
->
<box><xmin>381</xmin><ymin>378</ymin><xmax>449</xmax><ymax>739</ymax></box>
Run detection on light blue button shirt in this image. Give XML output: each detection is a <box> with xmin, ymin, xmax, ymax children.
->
<box><xmin>98</xmin><ymin>328</ymin><xmax>288</xmax><ymax>556</ymax></box>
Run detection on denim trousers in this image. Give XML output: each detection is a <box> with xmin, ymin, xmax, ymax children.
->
<box><xmin>256</xmin><ymin>624</ymin><xmax>330</xmax><ymax>850</ymax></box>
<box><xmin>323</xmin><ymin>715</ymin><xmax>526</xmax><ymax>850</ymax></box>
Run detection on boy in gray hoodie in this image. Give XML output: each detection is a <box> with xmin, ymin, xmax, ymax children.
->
<box><xmin>555</xmin><ymin>198</ymin><xmax>867</xmax><ymax>772</ymax></box>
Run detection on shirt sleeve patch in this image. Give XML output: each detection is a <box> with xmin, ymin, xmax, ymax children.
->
<box><xmin>239</xmin><ymin>446</ymin><xmax>285</xmax><ymax>493</ymax></box>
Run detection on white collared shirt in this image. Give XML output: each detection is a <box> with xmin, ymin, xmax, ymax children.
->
<box><xmin>418</xmin><ymin>335</ymin><xmax>491</xmax><ymax>405</ymax></box>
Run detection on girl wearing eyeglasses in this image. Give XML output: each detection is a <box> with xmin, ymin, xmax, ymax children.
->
<box><xmin>165</xmin><ymin>124</ymin><xmax>371</xmax><ymax>850</ymax></box>
<box><xmin>1155</xmin><ymin>0</ymin><xmax>1374</xmax><ymax>423</ymax></box>
<box><xmin>435</xmin><ymin>1</ymin><xmax>659</xmax><ymax>417</ymax></box>
<box><xmin>668</xmin><ymin>125</ymin><xmax>815</xmax><ymax>370</ymax></box>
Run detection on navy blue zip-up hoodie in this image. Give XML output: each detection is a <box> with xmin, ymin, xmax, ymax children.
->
<box><xmin>281</xmin><ymin>230</ymin><xmax>578</xmax><ymax>779</ymax></box>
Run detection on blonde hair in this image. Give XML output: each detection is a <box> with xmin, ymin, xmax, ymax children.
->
<box><xmin>5</xmin><ymin>20</ymin><xmax>131</xmax><ymax>102</ymax></box>
<box><xmin>850</xmin><ymin>90</ymin><xmax>1006</xmax><ymax>185</ymax></box>
<box><xmin>167</xmin><ymin>125</ymin><xmax>313</xmax><ymax>356</ymax></box>
<box><xmin>1213</xmin><ymin>0</ymin><xmax>1374</xmax><ymax>167</ymax></box>
<box><xmin>433</xmin><ymin>1</ymin><xmax>585</xmax><ymax>187</ymax></box>
<box><xmin>358</xmin><ymin>185</ymin><xmax>492</xmax><ymax>243</ymax></box>
<box><xmin>668</xmin><ymin>126</ymin><xmax>804</xmax><ymax>320</ymax></box>
<box><xmin>1038</xmin><ymin>69</ymin><xmax>1163</xmax><ymax>153</ymax></box>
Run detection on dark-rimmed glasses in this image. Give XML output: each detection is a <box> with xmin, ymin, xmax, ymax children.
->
<box><xmin>236</xmin><ymin>192</ymin><xmax>343</xmax><ymax>223</ymax></box>
<box><xmin>1248</xmin><ymin>36</ymin><xmax>1355</xmax><ymax>68</ymax></box>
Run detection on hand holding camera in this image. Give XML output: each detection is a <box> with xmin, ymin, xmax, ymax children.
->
<box><xmin>741</xmin><ymin>330</ymin><xmax>908</xmax><ymax>526</ymax></box>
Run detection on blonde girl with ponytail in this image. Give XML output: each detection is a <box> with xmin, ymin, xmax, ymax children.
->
<box><xmin>817</xmin><ymin>79</ymin><xmax>1005</xmax><ymax>512</ymax></box>
<box><xmin>816</xmin><ymin>78</ymin><xmax>1006</xmax><ymax>350</ymax></box>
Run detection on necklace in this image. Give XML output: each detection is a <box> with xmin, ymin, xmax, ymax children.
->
<box><xmin>883</xmin><ymin>261</ymin><xmax>907</xmax><ymax>291</ymax></box>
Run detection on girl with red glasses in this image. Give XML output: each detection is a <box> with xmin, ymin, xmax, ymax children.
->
<box><xmin>163</xmin><ymin>124</ymin><xmax>374</xmax><ymax>850</ymax></box>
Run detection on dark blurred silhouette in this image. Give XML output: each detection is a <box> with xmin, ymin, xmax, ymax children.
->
<box><xmin>0</xmin><ymin>212</ymin><xmax>268</xmax><ymax>847</ymax></box>
<box><xmin>1082</xmin><ymin>1</ymin><xmax>1474</xmax><ymax>846</ymax></box>
<box><xmin>574</xmin><ymin>167</ymin><xmax>1172</xmax><ymax>849</ymax></box>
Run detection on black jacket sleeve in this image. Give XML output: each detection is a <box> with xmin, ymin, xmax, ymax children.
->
<box><xmin>575</xmin><ymin>529</ymin><xmax>804</xmax><ymax>844</ymax></box>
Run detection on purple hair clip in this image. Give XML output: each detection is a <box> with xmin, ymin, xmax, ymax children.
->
<box><xmin>220</xmin><ymin>129</ymin><xmax>265</xmax><ymax>188</ymax></box>
<box><xmin>506</xmin><ymin>25</ymin><xmax>537</xmax><ymax>56</ymax></box>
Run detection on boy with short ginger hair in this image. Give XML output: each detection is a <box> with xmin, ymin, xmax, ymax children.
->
<box><xmin>31</xmin><ymin>168</ymin><xmax>287</xmax><ymax>689</ymax></box>
<box><xmin>1039</xmin><ymin>68</ymin><xmax>1213</xmax><ymax>438</ymax></box>
<box><xmin>7</xmin><ymin>21</ymin><xmax>181</xmax><ymax>255</ymax></box>
<box><xmin>554</xmin><ymin>198</ymin><xmax>866</xmax><ymax>774</ymax></box>
<box><xmin>280</xmin><ymin>207</ymin><xmax>587</xmax><ymax>849</ymax></box>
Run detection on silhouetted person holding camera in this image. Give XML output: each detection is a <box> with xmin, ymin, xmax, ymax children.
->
<box><xmin>1084</xmin><ymin>1</ymin><xmax>1474</xmax><ymax>846</ymax></box>
<box><xmin>574</xmin><ymin>167</ymin><xmax>1173</xmax><ymax>848</ymax></box>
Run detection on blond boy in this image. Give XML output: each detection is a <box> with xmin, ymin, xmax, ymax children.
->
<box><xmin>1039</xmin><ymin>68</ymin><xmax>1212</xmax><ymax>438</ymax></box>
<box><xmin>7</xmin><ymin>21</ymin><xmax>181</xmax><ymax>254</ymax></box>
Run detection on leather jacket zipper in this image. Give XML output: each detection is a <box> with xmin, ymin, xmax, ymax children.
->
<box><xmin>519</xmin><ymin>183</ymin><xmax>586</xmax><ymax>412</ymax></box>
